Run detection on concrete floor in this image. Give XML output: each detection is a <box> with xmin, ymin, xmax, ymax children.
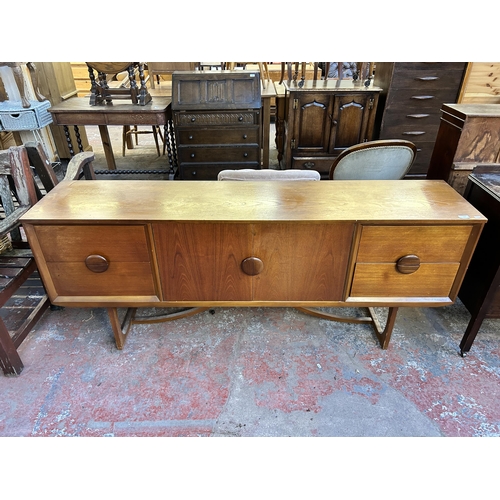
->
<box><xmin>1</xmin><ymin>301</ymin><xmax>499</xmax><ymax>437</ymax></box>
<box><xmin>1</xmin><ymin>101</ymin><xmax>499</xmax><ymax>443</ymax></box>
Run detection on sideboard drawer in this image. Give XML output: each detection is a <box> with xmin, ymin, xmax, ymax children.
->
<box><xmin>33</xmin><ymin>225</ymin><xmax>157</xmax><ymax>298</ymax></box>
<box><xmin>350</xmin><ymin>225</ymin><xmax>472</xmax><ymax>299</ymax></box>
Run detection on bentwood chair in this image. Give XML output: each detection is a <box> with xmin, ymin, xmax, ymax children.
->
<box><xmin>329</xmin><ymin>140</ymin><xmax>417</xmax><ymax>180</ymax></box>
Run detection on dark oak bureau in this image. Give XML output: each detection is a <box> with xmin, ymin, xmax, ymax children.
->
<box><xmin>171</xmin><ymin>70</ymin><xmax>262</xmax><ymax>180</ymax></box>
<box><xmin>459</xmin><ymin>166</ymin><xmax>500</xmax><ymax>355</ymax></box>
<box><xmin>373</xmin><ymin>62</ymin><xmax>467</xmax><ymax>178</ymax></box>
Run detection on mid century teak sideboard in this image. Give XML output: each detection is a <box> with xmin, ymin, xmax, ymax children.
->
<box><xmin>21</xmin><ymin>179</ymin><xmax>486</xmax><ymax>351</ymax></box>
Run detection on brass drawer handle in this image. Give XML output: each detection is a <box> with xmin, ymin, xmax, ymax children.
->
<box><xmin>396</xmin><ymin>255</ymin><xmax>420</xmax><ymax>274</ymax></box>
<box><xmin>241</xmin><ymin>257</ymin><xmax>264</xmax><ymax>276</ymax></box>
<box><xmin>85</xmin><ymin>254</ymin><xmax>109</xmax><ymax>273</ymax></box>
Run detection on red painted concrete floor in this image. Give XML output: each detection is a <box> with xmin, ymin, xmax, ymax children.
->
<box><xmin>1</xmin><ymin>298</ymin><xmax>499</xmax><ymax>437</ymax></box>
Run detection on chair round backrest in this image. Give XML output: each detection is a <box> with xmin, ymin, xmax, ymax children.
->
<box><xmin>330</xmin><ymin>140</ymin><xmax>417</xmax><ymax>180</ymax></box>
<box><xmin>217</xmin><ymin>169</ymin><xmax>321</xmax><ymax>181</ymax></box>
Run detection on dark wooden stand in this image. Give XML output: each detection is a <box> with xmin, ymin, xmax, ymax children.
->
<box><xmin>459</xmin><ymin>166</ymin><xmax>500</xmax><ymax>355</ymax></box>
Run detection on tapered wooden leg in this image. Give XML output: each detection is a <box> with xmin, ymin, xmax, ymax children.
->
<box><xmin>0</xmin><ymin>318</ymin><xmax>23</xmax><ymax>376</ymax></box>
<box><xmin>107</xmin><ymin>308</ymin><xmax>136</xmax><ymax>349</ymax></box>
<box><xmin>368</xmin><ymin>307</ymin><xmax>399</xmax><ymax>349</ymax></box>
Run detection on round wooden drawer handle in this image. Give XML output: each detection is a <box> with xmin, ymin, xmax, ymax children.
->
<box><xmin>85</xmin><ymin>254</ymin><xmax>109</xmax><ymax>273</ymax></box>
<box><xmin>241</xmin><ymin>257</ymin><xmax>264</xmax><ymax>276</ymax></box>
<box><xmin>396</xmin><ymin>254</ymin><xmax>420</xmax><ymax>274</ymax></box>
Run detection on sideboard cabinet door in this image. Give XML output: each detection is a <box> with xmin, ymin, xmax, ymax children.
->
<box><xmin>153</xmin><ymin>222</ymin><xmax>253</xmax><ymax>301</ymax></box>
<box><xmin>153</xmin><ymin>222</ymin><xmax>354</xmax><ymax>302</ymax></box>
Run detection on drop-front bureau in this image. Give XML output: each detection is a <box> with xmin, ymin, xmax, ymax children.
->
<box><xmin>171</xmin><ymin>70</ymin><xmax>262</xmax><ymax>180</ymax></box>
<box><xmin>21</xmin><ymin>179</ymin><xmax>486</xmax><ymax>351</ymax></box>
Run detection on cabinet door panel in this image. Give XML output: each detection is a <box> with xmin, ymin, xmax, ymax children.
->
<box><xmin>253</xmin><ymin>223</ymin><xmax>354</xmax><ymax>301</ymax></box>
<box><xmin>154</xmin><ymin>223</ymin><xmax>252</xmax><ymax>301</ymax></box>
<box><xmin>292</xmin><ymin>93</ymin><xmax>332</xmax><ymax>153</ymax></box>
<box><xmin>331</xmin><ymin>94</ymin><xmax>375</xmax><ymax>153</ymax></box>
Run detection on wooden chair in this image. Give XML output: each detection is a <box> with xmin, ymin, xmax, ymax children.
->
<box><xmin>329</xmin><ymin>140</ymin><xmax>417</xmax><ymax>180</ymax></box>
<box><xmin>0</xmin><ymin>146</ymin><xmax>92</xmax><ymax>376</ymax></box>
<box><xmin>122</xmin><ymin>125</ymin><xmax>163</xmax><ymax>157</ymax></box>
<box><xmin>0</xmin><ymin>145</ymin><xmax>51</xmax><ymax>375</ymax></box>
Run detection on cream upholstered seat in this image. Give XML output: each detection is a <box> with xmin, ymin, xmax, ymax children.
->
<box><xmin>329</xmin><ymin>140</ymin><xmax>417</xmax><ymax>180</ymax></box>
<box><xmin>217</xmin><ymin>169</ymin><xmax>321</xmax><ymax>181</ymax></box>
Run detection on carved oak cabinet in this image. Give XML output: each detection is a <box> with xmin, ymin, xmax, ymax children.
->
<box><xmin>279</xmin><ymin>80</ymin><xmax>381</xmax><ymax>178</ymax></box>
<box><xmin>171</xmin><ymin>70</ymin><xmax>262</xmax><ymax>180</ymax></box>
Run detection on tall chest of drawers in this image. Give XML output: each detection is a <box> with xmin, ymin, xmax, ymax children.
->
<box><xmin>171</xmin><ymin>70</ymin><xmax>262</xmax><ymax>180</ymax></box>
<box><xmin>373</xmin><ymin>62</ymin><xmax>467</xmax><ymax>178</ymax></box>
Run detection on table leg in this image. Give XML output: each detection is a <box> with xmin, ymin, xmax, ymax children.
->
<box><xmin>73</xmin><ymin>125</ymin><xmax>84</xmax><ymax>152</ymax></box>
<box><xmin>98</xmin><ymin>125</ymin><xmax>117</xmax><ymax>170</ymax></box>
<box><xmin>262</xmin><ymin>96</ymin><xmax>270</xmax><ymax>169</ymax></box>
<box><xmin>63</xmin><ymin>125</ymin><xmax>75</xmax><ymax>156</ymax></box>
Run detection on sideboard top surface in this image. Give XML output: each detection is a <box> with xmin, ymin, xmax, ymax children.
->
<box><xmin>21</xmin><ymin>180</ymin><xmax>486</xmax><ymax>225</ymax></box>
